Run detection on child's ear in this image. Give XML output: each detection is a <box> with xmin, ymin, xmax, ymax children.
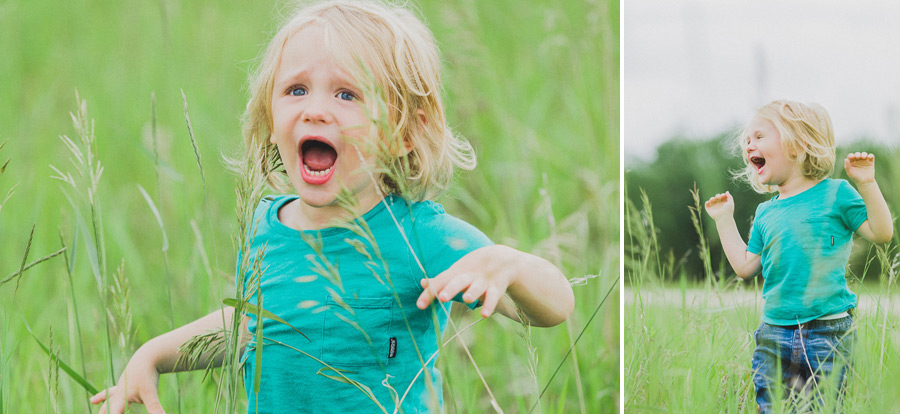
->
<box><xmin>269</xmin><ymin>134</ymin><xmax>276</xmax><ymax>144</ymax></box>
<box><xmin>416</xmin><ymin>108</ymin><xmax>427</xmax><ymax>127</ymax></box>
<box><xmin>400</xmin><ymin>109</ymin><xmax>426</xmax><ymax>156</ymax></box>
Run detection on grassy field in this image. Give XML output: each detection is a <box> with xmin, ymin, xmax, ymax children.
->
<box><xmin>625</xmin><ymin>285</ymin><xmax>900</xmax><ymax>413</ymax></box>
<box><xmin>0</xmin><ymin>0</ymin><xmax>619</xmax><ymax>413</ymax></box>
<box><xmin>625</xmin><ymin>191</ymin><xmax>900</xmax><ymax>413</ymax></box>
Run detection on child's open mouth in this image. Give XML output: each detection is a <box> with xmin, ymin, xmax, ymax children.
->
<box><xmin>299</xmin><ymin>137</ymin><xmax>337</xmax><ymax>185</ymax></box>
<box><xmin>750</xmin><ymin>156</ymin><xmax>766</xmax><ymax>174</ymax></box>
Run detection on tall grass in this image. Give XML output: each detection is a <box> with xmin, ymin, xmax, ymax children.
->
<box><xmin>625</xmin><ymin>186</ymin><xmax>900</xmax><ymax>413</ymax></box>
<box><xmin>0</xmin><ymin>0</ymin><xmax>617</xmax><ymax>412</ymax></box>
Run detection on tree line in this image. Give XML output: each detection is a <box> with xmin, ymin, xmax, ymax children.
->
<box><xmin>626</xmin><ymin>133</ymin><xmax>898</xmax><ymax>284</ymax></box>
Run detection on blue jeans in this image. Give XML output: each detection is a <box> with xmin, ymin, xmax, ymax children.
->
<box><xmin>752</xmin><ymin>316</ymin><xmax>855</xmax><ymax>413</ymax></box>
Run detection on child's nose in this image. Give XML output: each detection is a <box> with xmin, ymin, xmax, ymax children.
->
<box><xmin>301</xmin><ymin>97</ymin><xmax>333</xmax><ymax>124</ymax></box>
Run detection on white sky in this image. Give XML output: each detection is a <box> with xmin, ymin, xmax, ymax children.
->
<box><xmin>625</xmin><ymin>0</ymin><xmax>900</xmax><ymax>161</ymax></box>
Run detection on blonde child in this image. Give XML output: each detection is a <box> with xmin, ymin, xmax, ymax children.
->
<box><xmin>89</xmin><ymin>1</ymin><xmax>574</xmax><ymax>413</ymax></box>
<box><xmin>704</xmin><ymin>100</ymin><xmax>893</xmax><ymax>413</ymax></box>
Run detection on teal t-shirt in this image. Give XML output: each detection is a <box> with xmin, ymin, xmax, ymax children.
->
<box><xmin>747</xmin><ymin>178</ymin><xmax>867</xmax><ymax>325</ymax></box>
<box><xmin>235</xmin><ymin>194</ymin><xmax>493</xmax><ymax>413</ymax></box>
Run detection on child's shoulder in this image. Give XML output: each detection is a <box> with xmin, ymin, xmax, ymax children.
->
<box><xmin>256</xmin><ymin>194</ymin><xmax>294</xmax><ymax>214</ymax></box>
<box><xmin>825</xmin><ymin>177</ymin><xmax>851</xmax><ymax>189</ymax></box>
<box><xmin>408</xmin><ymin>198</ymin><xmax>467</xmax><ymax>229</ymax></box>
<box><xmin>817</xmin><ymin>178</ymin><xmax>859</xmax><ymax>200</ymax></box>
<box><xmin>405</xmin><ymin>198</ymin><xmax>493</xmax><ymax>276</ymax></box>
<box><xmin>408</xmin><ymin>198</ymin><xmax>491</xmax><ymax>244</ymax></box>
<box><xmin>247</xmin><ymin>194</ymin><xmax>296</xmax><ymax>229</ymax></box>
<box><xmin>408</xmin><ymin>198</ymin><xmax>446</xmax><ymax>219</ymax></box>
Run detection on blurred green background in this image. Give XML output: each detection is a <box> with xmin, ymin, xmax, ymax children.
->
<box><xmin>0</xmin><ymin>0</ymin><xmax>619</xmax><ymax>412</ymax></box>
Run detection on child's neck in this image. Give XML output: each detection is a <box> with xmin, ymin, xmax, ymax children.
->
<box><xmin>776</xmin><ymin>175</ymin><xmax>821</xmax><ymax>199</ymax></box>
<box><xmin>279</xmin><ymin>193</ymin><xmax>385</xmax><ymax>231</ymax></box>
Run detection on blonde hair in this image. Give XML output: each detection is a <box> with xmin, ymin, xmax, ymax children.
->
<box><xmin>232</xmin><ymin>0</ymin><xmax>475</xmax><ymax>201</ymax></box>
<box><xmin>735</xmin><ymin>100</ymin><xmax>836</xmax><ymax>193</ymax></box>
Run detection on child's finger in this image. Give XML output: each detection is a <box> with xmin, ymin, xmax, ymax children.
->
<box><xmin>419</xmin><ymin>272</ymin><xmax>454</xmax><ymax>302</ymax></box>
<box><xmin>103</xmin><ymin>400</ymin><xmax>122</xmax><ymax>414</ymax></box>
<box><xmin>100</xmin><ymin>394</ymin><xmax>126</xmax><ymax>414</ymax></box>
<box><xmin>97</xmin><ymin>397</ymin><xmax>124</xmax><ymax>414</ymax></box>
<box><xmin>704</xmin><ymin>193</ymin><xmax>728</xmax><ymax>208</ymax></box>
<box><xmin>90</xmin><ymin>388</ymin><xmax>112</xmax><ymax>404</ymax></box>
<box><xmin>416</xmin><ymin>285</ymin><xmax>436</xmax><ymax>309</ymax></box>
<box><xmin>142</xmin><ymin>394</ymin><xmax>167</xmax><ymax>414</ymax></box>
<box><xmin>480</xmin><ymin>286</ymin><xmax>503</xmax><ymax>318</ymax></box>
<box><xmin>846</xmin><ymin>152</ymin><xmax>875</xmax><ymax>164</ymax></box>
<box><xmin>462</xmin><ymin>278</ymin><xmax>487</xmax><ymax>304</ymax></box>
<box><xmin>437</xmin><ymin>272</ymin><xmax>474</xmax><ymax>302</ymax></box>
<box><xmin>850</xmin><ymin>151</ymin><xmax>870</xmax><ymax>161</ymax></box>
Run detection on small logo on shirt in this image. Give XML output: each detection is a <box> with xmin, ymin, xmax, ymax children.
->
<box><xmin>389</xmin><ymin>337</ymin><xmax>397</xmax><ymax>358</ymax></box>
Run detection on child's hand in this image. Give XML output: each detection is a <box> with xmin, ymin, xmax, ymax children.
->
<box><xmin>90</xmin><ymin>354</ymin><xmax>165</xmax><ymax>414</ymax></box>
<box><xmin>415</xmin><ymin>245</ymin><xmax>521</xmax><ymax>319</ymax></box>
<box><xmin>704</xmin><ymin>191</ymin><xmax>735</xmax><ymax>221</ymax></box>
<box><xmin>844</xmin><ymin>152</ymin><xmax>876</xmax><ymax>185</ymax></box>
<box><xmin>416</xmin><ymin>245</ymin><xmax>573</xmax><ymax>326</ymax></box>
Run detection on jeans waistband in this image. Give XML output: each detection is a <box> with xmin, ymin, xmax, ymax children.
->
<box><xmin>769</xmin><ymin>314</ymin><xmax>851</xmax><ymax>329</ymax></box>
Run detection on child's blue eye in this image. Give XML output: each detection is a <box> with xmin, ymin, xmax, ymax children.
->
<box><xmin>338</xmin><ymin>91</ymin><xmax>355</xmax><ymax>101</ymax></box>
<box><xmin>289</xmin><ymin>86</ymin><xmax>307</xmax><ymax>96</ymax></box>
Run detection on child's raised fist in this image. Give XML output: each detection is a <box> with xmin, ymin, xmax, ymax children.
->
<box><xmin>704</xmin><ymin>191</ymin><xmax>735</xmax><ymax>221</ymax></box>
<box><xmin>844</xmin><ymin>152</ymin><xmax>876</xmax><ymax>185</ymax></box>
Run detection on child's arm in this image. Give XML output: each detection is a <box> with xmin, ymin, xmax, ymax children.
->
<box><xmin>845</xmin><ymin>152</ymin><xmax>894</xmax><ymax>243</ymax></box>
<box><xmin>90</xmin><ymin>308</ymin><xmax>249</xmax><ymax>414</ymax></box>
<box><xmin>415</xmin><ymin>245</ymin><xmax>574</xmax><ymax>327</ymax></box>
<box><xmin>704</xmin><ymin>192</ymin><xmax>762</xmax><ymax>279</ymax></box>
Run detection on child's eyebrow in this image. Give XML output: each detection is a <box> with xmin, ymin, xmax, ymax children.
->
<box><xmin>274</xmin><ymin>67</ymin><xmax>360</xmax><ymax>91</ymax></box>
<box><xmin>274</xmin><ymin>68</ymin><xmax>310</xmax><ymax>87</ymax></box>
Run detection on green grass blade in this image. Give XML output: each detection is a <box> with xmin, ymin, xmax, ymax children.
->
<box><xmin>0</xmin><ymin>139</ymin><xmax>8</xmax><ymax>175</ymax></box>
<box><xmin>315</xmin><ymin>367</ymin><xmax>374</xmax><ymax>391</ymax></box>
<box><xmin>529</xmin><ymin>275</ymin><xmax>619</xmax><ymax>414</ymax></box>
<box><xmin>136</xmin><ymin>184</ymin><xmax>169</xmax><ymax>252</ymax></box>
<box><xmin>253</xmin><ymin>289</ymin><xmax>263</xmax><ymax>394</ymax></box>
<box><xmin>23</xmin><ymin>320</ymin><xmax>99</xmax><ymax>395</ymax></box>
<box><xmin>222</xmin><ymin>298</ymin><xmax>310</xmax><ymax>341</ymax></box>
<box><xmin>0</xmin><ymin>248</ymin><xmax>66</xmax><ymax>287</ymax></box>
<box><xmin>11</xmin><ymin>224</ymin><xmax>35</xmax><ymax>297</ymax></box>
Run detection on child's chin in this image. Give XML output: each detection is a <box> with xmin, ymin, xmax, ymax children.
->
<box><xmin>289</xmin><ymin>182</ymin><xmax>336</xmax><ymax>206</ymax></box>
<box><xmin>300</xmin><ymin>199</ymin><xmax>341</xmax><ymax>212</ymax></box>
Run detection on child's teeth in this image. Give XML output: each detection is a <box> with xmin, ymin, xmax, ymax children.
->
<box><xmin>304</xmin><ymin>165</ymin><xmax>333</xmax><ymax>177</ymax></box>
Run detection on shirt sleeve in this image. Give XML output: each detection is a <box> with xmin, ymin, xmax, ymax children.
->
<box><xmin>836</xmin><ymin>180</ymin><xmax>868</xmax><ymax>232</ymax></box>
<box><xmin>412</xmin><ymin>202</ymin><xmax>494</xmax><ymax>309</ymax></box>
<box><xmin>746</xmin><ymin>204</ymin><xmax>764</xmax><ymax>255</ymax></box>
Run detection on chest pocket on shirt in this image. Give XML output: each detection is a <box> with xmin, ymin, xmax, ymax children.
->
<box><xmin>801</xmin><ymin>217</ymin><xmax>835</xmax><ymax>252</ymax></box>
<box><xmin>322</xmin><ymin>296</ymin><xmax>394</xmax><ymax>368</ymax></box>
